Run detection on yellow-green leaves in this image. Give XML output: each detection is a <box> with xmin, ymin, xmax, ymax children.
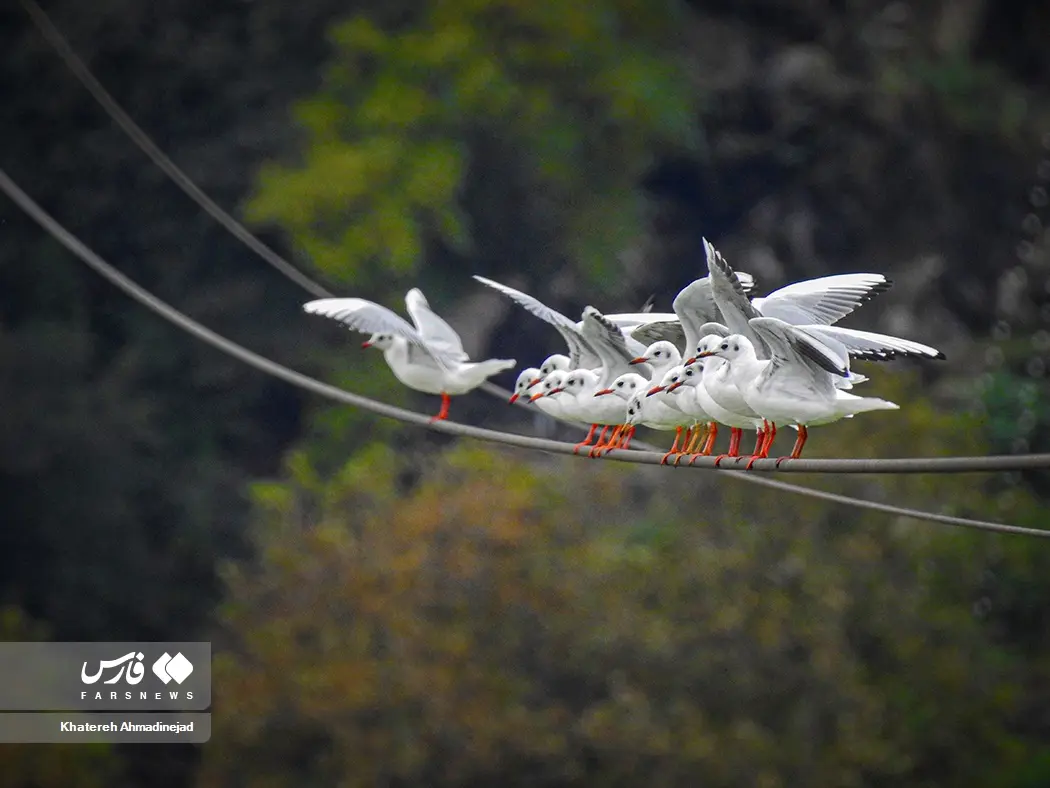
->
<box><xmin>247</xmin><ymin>0</ymin><xmax>699</xmax><ymax>295</ymax></box>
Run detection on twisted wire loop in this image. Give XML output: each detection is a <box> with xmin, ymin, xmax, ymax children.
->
<box><xmin>3</xmin><ymin>167</ymin><xmax>1047</xmax><ymax>538</ymax></box>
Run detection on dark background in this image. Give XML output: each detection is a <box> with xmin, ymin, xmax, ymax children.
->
<box><xmin>2</xmin><ymin>0</ymin><xmax>1050</xmax><ymax>785</ymax></box>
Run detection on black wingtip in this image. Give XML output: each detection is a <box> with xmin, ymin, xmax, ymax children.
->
<box><xmin>856</xmin><ymin>277</ymin><xmax>894</xmax><ymax>306</ymax></box>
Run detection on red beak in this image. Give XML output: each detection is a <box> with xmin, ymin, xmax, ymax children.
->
<box><xmin>548</xmin><ymin>387</ymin><xmax>564</xmax><ymax>395</ymax></box>
<box><xmin>629</xmin><ymin>357</ymin><xmax>647</xmax><ymax>365</ymax></box>
<box><xmin>529</xmin><ymin>391</ymin><xmax>545</xmax><ymax>402</ymax></box>
<box><xmin>509</xmin><ymin>393</ymin><xmax>520</xmax><ymax>404</ymax></box>
<box><xmin>646</xmin><ymin>386</ymin><xmax>664</xmax><ymax>396</ymax></box>
<box><xmin>667</xmin><ymin>381</ymin><xmax>683</xmax><ymax>392</ymax></box>
<box><xmin>683</xmin><ymin>356</ymin><xmax>696</xmax><ymax>365</ymax></box>
<box><xmin>527</xmin><ymin>378</ymin><xmax>542</xmax><ymax>388</ymax></box>
<box><xmin>361</xmin><ymin>341</ymin><xmax>372</xmax><ymax>349</ymax></box>
<box><xmin>594</xmin><ymin>388</ymin><xmax>614</xmax><ymax>396</ymax></box>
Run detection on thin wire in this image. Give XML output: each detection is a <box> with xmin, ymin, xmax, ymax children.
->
<box><xmin>18</xmin><ymin>2</ymin><xmax>1050</xmax><ymax>535</ymax></box>
<box><xmin>3</xmin><ymin>169</ymin><xmax>1049</xmax><ymax>538</ymax></box>
<box><xmin>17</xmin><ymin>0</ymin><xmax>335</xmax><ymax>300</ymax></box>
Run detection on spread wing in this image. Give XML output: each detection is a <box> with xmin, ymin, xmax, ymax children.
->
<box><xmin>628</xmin><ymin>319</ymin><xmax>687</xmax><ymax>352</ymax></box>
<box><xmin>600</xmin><ymin>311</ymin><xmax>681</xmax><ymax>326</ymax></box>
<box><xmin>303</xmin><ymin>298</ymin><xmax>453</xmax><ymax>368</ymax></box>
<box><xmin>404</xmin><ymin>288</ymin><xmax>469</xmax><ymax>362</ymax></box>
<box><xmin>581</xmin><ymin>306</ymin><xmax>651</xmax><ymax>388</ymax></box>
<box><xmin>672</xmin><ymin>272</ymin><xmax>754</xmax><ymax>352</ymax></box>
<box><xmin>797</xmin><ymin>324</ymin><xmax>945</xmax><ymax>361</ymax></box>
<box><xmin>704</xmin><ymin>238</ymin><xmax>768</xmax><ymax>356</ymax></box>
<box><xmin>751</xmin><ymin>273</ymin><xmax>891</xmax><ymax>326</ymax></box>
<box><xmin>473</xmin><ymin>275</ymin><xmax>601</xmax><ymax>368</ymax></box>
<box><xmin>748</xmin><ymin>317</ymin><xmax>850</xmax><ymax>379</ymax></box>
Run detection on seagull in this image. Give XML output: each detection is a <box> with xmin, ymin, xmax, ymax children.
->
<box><xmin>303</xmin><ymin>288</ymin><xmax>516</xmax><ymax>421</ymax></box>
<box><xmin>664</xmin><ymin>358</ymin><xmax>774</xmax><ymax>463</ymax></box>
<box><xmin>508</xmin><ymin>367</ymin><xmax>542</xmax><ymax>404</ymax></box>
<box><xmin>557</xmin><ymin>368</ymin><xmax>630</xmax><ymax>456</ymax></box>
<box><xmin>699</xmin><ymin>238</ymin><xmax>944</xmax><ymax>369</ymax></box>
<box><xmin>649</xmin><ymin>365</ymin><xmax>714</xmax><ymax>461</ymax></box>
<box><xmin>528</xmin><ymin>369</ymin><xmax>572</xmax><ymax>423</ymax></box>
<box><xmin>595</xmin><ymin>371</ymin><xmax>692</xmax><ymax>462</ymax></box>
<box><xmin>699</xmin><ymin>318</ymin><xmax>900</xmax><ymax>468</ymax></box>
<box><xmin>619</xmin><ymin>388</ymin><xmax>693</xmax><ymax>458</ymax></box>
<box><xmin>630</xmin><ymin>340</ymin><xmax>684</xmax><ymax>382</ymax></box>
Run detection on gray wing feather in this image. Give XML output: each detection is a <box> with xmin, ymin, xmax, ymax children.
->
<box><xmin>749</xmin><ymin>317</ymin><xmax>850</xmax><ymax>378</ymax></box>
<box><xmin>581</xmin><ymin>306</ymin><xmax>651</xmax><ymax>387</ymax></box>
<box><xmin>797</xmin><ymin>324</ymin><xmax>946</xmax><ymax>361</ymax></box>
<box><xmin>671</xmin><ymin>273</ymin><xmax>756</xmax><ymax>351</ymax></box>
<box><xmin>628</xmin><ymin>320</ymin><xmax>687</xmax><ymax>352</ymax></box>
<box><xmin>473</xmin><ymin>275</ymin><xmax>601</xmax><ymax>367</ymax></box>
<box><xmin>751</xmin><ymin>273</ymin><xmax>891</xmax><ymax>326</ymax></box>
<box><xmin>404</xmin><ymin>288</ymin><xmax>469</xmax><ymax>362</ymax></box>
<box><xmin>703</xmin><ymin>238</ymin><xmax>768</xmax><ymax>357</ymax></box>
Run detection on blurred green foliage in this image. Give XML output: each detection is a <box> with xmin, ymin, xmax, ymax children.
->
<box><xmin>198</xmin><ymin>371</ymin><xmax>1050</xmax><ymax>787</ymax></box>
<box><xmin>246</xmin><ymin>0</ymin><xmax>698</xmax><ymax>297</ymax></box>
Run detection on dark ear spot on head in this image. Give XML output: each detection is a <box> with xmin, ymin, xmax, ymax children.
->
<box><xmin>733</xmin><ymin>344</ymin><xmax>739</xmax><ymax>352</ymax></box>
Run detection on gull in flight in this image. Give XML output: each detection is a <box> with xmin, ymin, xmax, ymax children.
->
<box><xmin>304</xmin><ymin>288</ymin><xmax>515</xmax><ymax>421</ymax></box>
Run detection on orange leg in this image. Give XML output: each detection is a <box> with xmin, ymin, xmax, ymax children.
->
<box><xmin>683</xmin><ymin>423</ymin><xmax>716</xmax><ymax>465</ymax></box>
<box><xmin>590</xmin><ymin>425</ymin><xmax>620</xmax><ymax>458</ymax></box>
<box><xmin>574</xmin><ymin>424</ymin><xmax>599</xmax><ymax>454</ymax></box>
<box><xmin>619</xmin><ymin>426</ymin><xmax>636</xmax><ymax>450</ymax></box>
<box><xmin>661</xmin><ymin>426</ymin><xmax>687</xmax><ymax>465</ymax></box>
<box><xmin>775</xmin><ymin>424</ymin><xmax>808</xmax><ymax>467</ymax></box>
<box><xmin>751</xmin><ymin>426</ymin><xmax>767</xmax><ymax>455</ymax></box>
<box><xmin>685</xmin><ymin>424</ymin><xmax>706</xmax><ymax>453</ymax></box>
<box><xmin>713</xmin><ymin>427</ymin><xmax>743</xmax><ymax>467</ymax></box>
<box><xmin>585</xmin><ymin>425</ymin><xmax>610</xmax><ymax>456</ymax></box>
<box><xmin>745</xmin><ymin>421</ymin><xmax>777</xmax><ymax>470</ymax></box>
<box><xmin>430</xmin><ymin>393</ymin><xmax>451</xmax><ymax>422</ymax></box>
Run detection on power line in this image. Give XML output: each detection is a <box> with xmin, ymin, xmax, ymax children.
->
<box><xmin>17</xmin><ymin>0</ymin><xmax>1050</xmax><ymax>536</ymax></box>
<box><xmin>3</xmin><ymin>167</ymin><xmax>1049</xmax><ymax>539</ymax></box>
<box><xmin>17</xmin><ymin>0</ymin><xmax>335</xmax><ymax>300</ymax></box>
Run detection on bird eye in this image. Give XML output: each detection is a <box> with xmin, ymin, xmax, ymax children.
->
<box><xmin>686</xmin><ymin>369</ymin><xmax>693</xmax><ymax>376</ymax></box>
<box><xmin>721</xmin><ymin>343</ymin><xmax>728</xmax><ymax>350</ymax></box>
<box><xmin>654</xmin><ymin>351</ymin><xmax>661</xmax><ymax>356</ymax></box>
<box><xmin>616</xmin><ymin>381</ymin><xmax>623</xmax><ymax>387</ymax></box>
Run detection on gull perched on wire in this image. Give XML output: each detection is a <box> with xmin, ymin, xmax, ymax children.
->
<box><xmin>592</xmin><ymin>371</ymin><xmax>693</xmax><ymax>462</ymax></box>
<box><xmin>532</xmin><ymin>306</ymin><xmax>659</xmax><ymax>454</ymax></box>
<box><xmin>699</xmin><ymin>318</ymin><xmax>900</xmax><ymax>467</ymax></box>
<box><xmin>549</xmin><ymin>367</ymin><xmax>630</xmax><ymax>456</ymax></box>
<box><xmin>303</xmin><ymin>288</ymin><xmax>516</xmax><ymax>421</ymax></box>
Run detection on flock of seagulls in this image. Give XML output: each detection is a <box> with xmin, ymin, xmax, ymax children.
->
<box><xmin>303</xmin><ymin>239</ymin><xmax>945</xmax><ymax>466</ymax></box>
